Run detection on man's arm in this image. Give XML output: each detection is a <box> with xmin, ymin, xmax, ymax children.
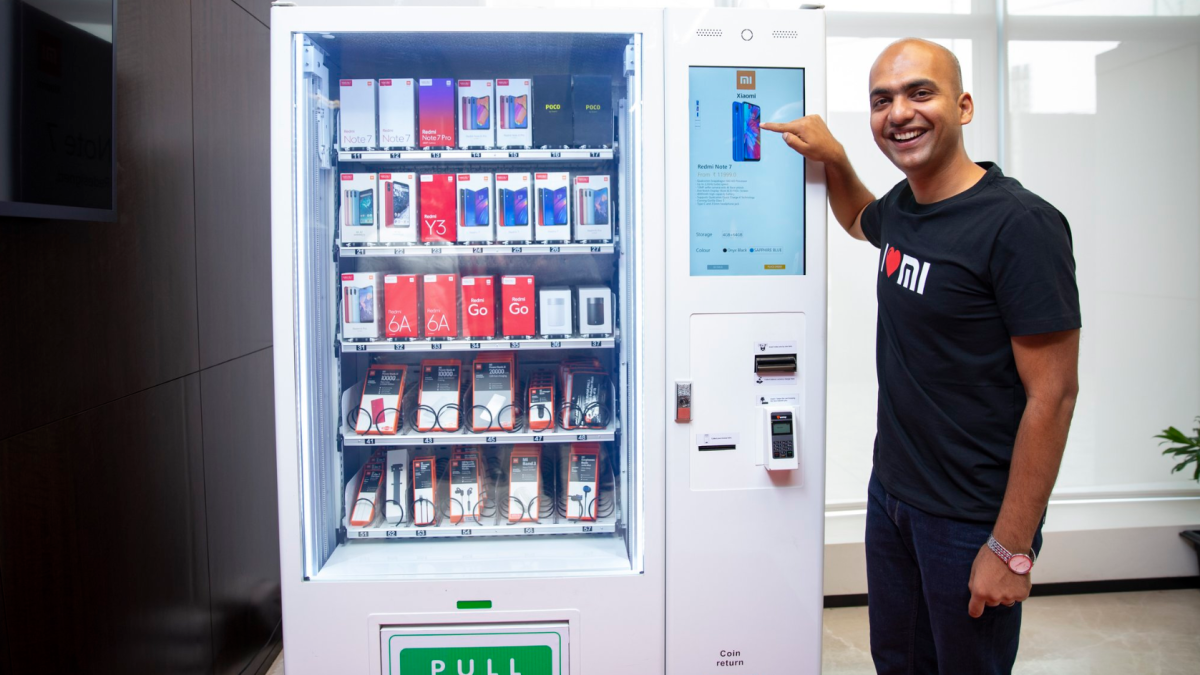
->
<box><xmin>761</xmin><ymin>116</ymin><xmax>874</xmax><ymax>240</ymax></box>
<box><xmin>967</xmin><ymin>328</ymin><xmax>1080</xmax><ymax>618</ymax></box>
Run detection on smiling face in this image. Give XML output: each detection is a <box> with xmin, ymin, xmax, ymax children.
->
<box><xmin>869</xmin><ymin>40</ymin><xmax>973</xmax><ymax>178</ymax></box>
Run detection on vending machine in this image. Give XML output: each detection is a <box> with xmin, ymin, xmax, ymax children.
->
<box><xmin>269</xmin><ymin>5</ymin><xmax>825</xmax><ymax>674</ymax></box>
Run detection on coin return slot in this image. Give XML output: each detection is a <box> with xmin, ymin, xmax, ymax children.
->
<box><xmin>754</xmin><ymin>354</ymin><xmax>797</xmax><ymax>375</ymax></box>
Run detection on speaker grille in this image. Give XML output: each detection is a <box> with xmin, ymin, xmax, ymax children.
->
<box><xmin>772</xmin><ymin>30</ymin><xmax>798</xmax><ymax>39</ymax></box>
<box><xmin>696</xmin><ymin>28</ymin><xmax>723</xmax><ymax>37</ymax></box>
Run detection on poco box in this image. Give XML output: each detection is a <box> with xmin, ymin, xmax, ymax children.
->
<box><xmin>422</xmin><ymin>274</ymin><xmax>457</xmax><ymax>338</ymax></box>
<box><xmin>573</xmin><ymin>175</ymin><xmax>613</xmax><ymax>242</ymax></box>
<box><xmin>495</xmin><ymin>78</ymin><xmax>532</xmax><ymax>148</ymax></box>
<box><xmin>571</xmin><ymin>75</ymin><xmax>613</xmax><ymax>148</ymax></box>
<box><xmin>356</xmin><ymin>365</ymin><xmax>406</xmax><ymax>435</ymax></box>
<box><xmin>457</xmin><ymin>79</ymin><xmax>495</xmax><ymax>149</ymax></box>
<box><xmin>417</xmin><ymin>359</ymin><xmax>462</xmax><ymax>432</ymax></box>
<box><xmin>461</xmin><ymin>276</ymin><xmax>496</xmax><ymax>339</ymax></box>
<box><xmin>494</xmin><ymin>173</ymin><xmax>533</xmax><ymax>243</ymax></box>
<box><xmin>419</xmin><ymin>174</ymin><xmax>456</xmax><ymax>244</ymax></box>
<box><xmin>341</xmin><ymin>272</ymin><xmax>381</xmax><ymax>340</ymax></box>
<box><xmin>531</xmin><ymin>74</ymin><xmax>572</xmax><ymax>148</ymax></box>
<box><xmin>378</xmin><ymin>78</ymin><xmax>415</xmax><ymax>149</ymax></box>
<box><xmin>501</xmin><ymin>275</ymin><xmax>536</xmax><ymax>338</ymax></box>
<box><xmin>533</xmin><ymin>172</ymin><xmax>570</xmax><ymax>242</ymax></box>
<box><xmin>339</xmin><ymin>79</ymin><xmax>377</xmax><ymax>150</ymax></box>
<box><xmin>456</xmin><ymin>173</ymin><xmax>494</xmax><ymax>243</ymax></box>
<box><xmin>384</xmin><ymin>274</ymin><xmax>420</xmax><ymax>339</ymax></box>
<box><xmin>418</xmin><ymin>78</ymin><xmax>456</xmax><ymax>149</ymax></box>
<box><xmin>339</xmin><ymin>173</ymin><xmax>378</xmax><ymax>243</ymax></box>
<box><xmin>378</xmin><ymin>173</ymin><xmax>418</xmax><ymax>243</ymax></box>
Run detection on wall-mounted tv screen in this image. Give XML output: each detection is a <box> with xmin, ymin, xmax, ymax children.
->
<box><xmin>0</xmin><ymin>0</ymin><xmax>117</xmax><ymax>221</ymax></box>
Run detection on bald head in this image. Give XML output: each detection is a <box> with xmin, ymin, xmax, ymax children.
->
<box><xmin>873</xmin><ymin>38</ymin><xmax>963</xmax><ymax>98</ymax></box>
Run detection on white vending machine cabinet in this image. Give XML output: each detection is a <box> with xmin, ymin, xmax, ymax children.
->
<box><xmin>270</xmin><ymin>5</ymin><xmax>824</xmax><ymax>674</ymax></box>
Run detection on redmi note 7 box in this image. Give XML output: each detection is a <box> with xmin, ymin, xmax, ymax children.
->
<box><xmin>339</xmin><ymin>79</ymin><xmax>376</xmax><ymax>150</ymax></box>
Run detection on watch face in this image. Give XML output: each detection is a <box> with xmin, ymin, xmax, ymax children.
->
<box><xmin>1009</xmin><ymin>555</ymin><xmax>1033</xmax><ymax>575</ymax></box>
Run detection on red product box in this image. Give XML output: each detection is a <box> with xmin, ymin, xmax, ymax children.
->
<box><xmin>384</xmin><ymin>274</ymin><xmax>420</xmax><ymax>338</ymax></box>
<box><xmin>501</xmin><ymin>275</ymin><xmax>536</xmax><ymax>337</ymax></box>
<box><xmin>423</xmin><ymin>274</ymin><xmax>458</xmax><ymax>338</ymax></box>
<box><xmin>419</xmin><ymin>173</ymin><xmax>456</xmax><ymax>243</ymax></box>
<box><xmin>461</xmin><ymin>276</ymin><xmax>495</xmax><ymax>338</ymax></box>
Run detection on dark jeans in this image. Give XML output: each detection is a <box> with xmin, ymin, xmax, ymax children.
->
<box><xmin>866</xmin><ymin>471</ymin><xmax>1043</xmax><ymax>675</ymax></box>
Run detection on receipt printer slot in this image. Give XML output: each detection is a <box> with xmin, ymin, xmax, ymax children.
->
<box><xmin>754</xmin><ymin>354</ymin><xmax>797</xmax><ymax>375</ymax></box>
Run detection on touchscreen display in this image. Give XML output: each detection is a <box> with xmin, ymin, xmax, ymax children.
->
<box><xmin>689</xmin><ymin>67</ymin><xmax>805</xmax><ymax>276</ymax></box>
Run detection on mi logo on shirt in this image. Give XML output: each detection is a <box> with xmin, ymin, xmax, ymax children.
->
<box><xmin>881</xmin><ymin>243</ymin><xmax>932</xmax><ymax>295</ymax></box>
<box><xmin>736</xmin><ymin>70</ymin><xmax>756</xmax><ymax>90</ymax></box>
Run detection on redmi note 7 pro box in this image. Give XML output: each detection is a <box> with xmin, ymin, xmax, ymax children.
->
<box><xmin>419</xmin><ymin>173</ymin><xmax>456</xmax><ymax>244</ymax></box>
<box><xmin>495</xmin><ymin>78</ymin><xmax>532</xmax><ymax>149</ymax></box>
<box><xmin>378</xmin><ymin>78</ymin><xmax>416</xmax><ymax>149</ymax></box>
<box><xmin>457</xmin><ymin>79</ymin><xmax>494</xmax><ymax>149</ymax></box>
<box><xmin>571</xmin><ymin>75</ymin><xmax>613</xmax><ymax>148</ymax></box>
<box><xmin>418</xmin><ymin>78</ymin><xmax>455</xmax><ymax>149</ymax></box>
<box><xmin>531</xmin><ymin>75</ymin><xmax>572</xmax><ymax>148</ymax></box>
<box><xmin>339</xmin><ymin>79</ymin><xmax>376</xmax><ymax>150</ymax></box>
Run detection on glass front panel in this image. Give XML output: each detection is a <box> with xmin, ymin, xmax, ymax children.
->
<box><xmin>292</xmin><ymin>31</ymin><xmax>643</xmax><ymax>580</ymax></box>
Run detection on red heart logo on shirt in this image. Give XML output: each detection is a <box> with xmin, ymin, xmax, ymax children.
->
<box><xmin>885</xmin><ymin>247</ymin><xmax>901</xmax><ymax>277</ymax></box>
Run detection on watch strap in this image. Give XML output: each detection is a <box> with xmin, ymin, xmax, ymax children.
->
<box><xmin>987</xmin><ymin>534</ymin><xmax>1036</xmax><ymax>569</ymax></box>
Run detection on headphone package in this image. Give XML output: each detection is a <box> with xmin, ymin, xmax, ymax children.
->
<box><xmin>564</xmin><ymin>443</ymin><xmax>601</xmax><ymax>521</ymax></box>
<box><xmin>508</xmin><ymin>445</ymin><xmax>542</xmax><ymax>523</ymax></box>
<box><xmin>449</xmin><ymin>449</ymin><xmax>483</xmax><ymax>524</ymax></box>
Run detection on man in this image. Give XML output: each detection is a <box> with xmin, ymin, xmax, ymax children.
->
<box><xmin>763</xmin><ymin>39</ymin><xmax>1080</xmax><ymax>673</ymax></box>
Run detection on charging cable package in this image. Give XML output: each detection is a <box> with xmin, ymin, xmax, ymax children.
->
<box><xmin>526</xmin><ymin>370</ymin><xmax>556</xmax><ymax>432</ymax></box>
<box><xmin>411</xmin><ymin>455</ymin><xmax>438</xmax><ymax>526</ymax></box>
<box><xmin>384</xmin><ymin>449</ymin><xmax>408</xmax><ymax>525</ymax></box>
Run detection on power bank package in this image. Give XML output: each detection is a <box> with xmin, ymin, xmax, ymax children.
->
<box><xmin>494</xmin><ymin>173</ymin><xmax>533</xmax><ymax>243</ymax></box>
<box><xmin>495</xmin><ymin>78</ymin><xmax>532</xmax><ymax>148</ymax></box>
<box><xmin>457</xmin><ymin>79</ymin><xmax>495</xmax><ymax>149</ymax></box>
<box><xmin>472</xmin><ymin>352</ymin><xmax>516</xmax><ymax>432</ymax></box>
<box><xmin>539</xmin><ymin>287</ymin><xmax>573</xmax><ymax>337</ymax></box>
<box><xmin>417</xmin><ymin>359</ymin><xmax>462</xmax><ymax>432</ymax></box>
<box><xmin>461</xmin><ymin>276</ymin><xmax>496</xmax><ymax>339</ymax></box>
<box><xmin>384</xmin><ymin>273</ymin><xmax>420</xmax><ymax>339</ymax></box>
<box><xmin>339</xmin><ymin>79</ymin><xmax>377</xmax><ymax>150</ymax></box>
<box><xmin>573</xmin><ymin>175</ymin><xmax>613</xmax><ymax>242</ymax></box>
<box><xmin>456</xmin><ymin>173</ymin><xmax>494</xmax><ymax>243</ymax></box>
<box><xmin>571</xmin><ymin>75</ymin><xmax>613</xmax><ymax>148</ymax></box>
<box><xmin>501</xmin><ymin>275</ymin><xmax>536</xmax><ymax>338</ymax></box>
<box><xmin>378</xmin><ymin>78</ymin><xmax>415</xmax><ymax>149</ymax></box>
<box><xmin>418</xmin><ymin>78</ymin><xmax>456</xmax><ymax>149</ymax></box>
<box><xmin>341</xmin><ymin>272</ymin><xmax>381</xmax><ymax>339</ymax></box>
<box><xmin>419</xmin><ymin>173</ymin><xmax>456</xmax><ymax>244</ymax></box>
<box><xmin>531</xmin><ymin>75</ymin><xmax>572</xmax><ymax>148</ymax></box>
<box><xmin>533</xmin><ymin>172</ymin><xmax>571</xmax><ymax>242</ymax></box>
<box><xmin>378</xmin><ymin>173</ymin><xmax>418</xmax><ymax>243</ymax></box>
<box><xmin>356</xmin><ymin>365</ymin><xmax>406</xmax><ymax>435</ymax></box>
<box><xmin>422</xmin><ymin>274</ymin><xmax>457</xmax><ymax>338</ymax></box>
<box><xmin>339</xmin><ymin>173</ymin><xmax>378</xmax><ymax>243</ymax></box>
<box><xmin>350</xmin><ymin>452</ymin><xmax>386</xmax><ymax>526</ymax></box>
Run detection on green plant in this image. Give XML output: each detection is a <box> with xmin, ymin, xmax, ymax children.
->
<box><xmin>1156</xmin><ymin>417</ymin><xmax>1200</xmax><ymax>482</ymax></box>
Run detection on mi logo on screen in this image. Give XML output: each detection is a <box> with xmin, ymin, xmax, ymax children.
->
<box><xmin>736</xmin><ymin>70</ymin><xmax>756</xmax><ymax>90</ymax></box>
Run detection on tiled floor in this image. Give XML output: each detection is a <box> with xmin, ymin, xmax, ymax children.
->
<box><xmin>265</xmin><ymin>589</ymin><xmax>1200</xmax><ymax>674</ymax></box>
<box><xmin>824</xmin><ymin>589</ymin><xmax>1200</xmax><ymax>675</ymax></box>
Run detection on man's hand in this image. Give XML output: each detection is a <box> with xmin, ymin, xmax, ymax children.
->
<box><xmin>761</xmin><ymin>115</ymin><xmax>846</xmax><ymax>165</ymax></box>
<box><xmin>967</xmin><ymin>544</ymin><xmax>1032</xmax><ymax>618</ymax></box>
<box><xmin>762</xmin><ymin>115</ymin><xmax>875</xmax><ymax>239</ymax></box>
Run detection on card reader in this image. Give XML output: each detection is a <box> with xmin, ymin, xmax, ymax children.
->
<box><xmin>763</xmin><ymin>406</ymin><xmax>798</xmax><ymax>471</ymax></box>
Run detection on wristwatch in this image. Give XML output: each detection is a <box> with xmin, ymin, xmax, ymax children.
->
<box><xmin>987</xmin><ymin>534</ymin><xmax>1036</xmax><ymax>575</ymax></box>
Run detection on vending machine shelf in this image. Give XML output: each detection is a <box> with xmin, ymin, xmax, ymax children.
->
<box><xmin>336</xmin><ymin>148</ymin><xmax>615</xmax><ymax>163</ymax></box>
<box><xmin>339</xmin><ymin>336</ymin><xmax>617</xmax><ymax>353</ymax></box>
<box><xmin>338</xmin><ymin>242</ymin><xmax>615</xmax><ymax>257</ymax></box>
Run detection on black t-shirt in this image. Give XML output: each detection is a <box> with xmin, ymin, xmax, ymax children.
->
<box><xmin>859</xmin><ymin>162</ymin><xmax>1080</xmax><ymax>522</ymax></box>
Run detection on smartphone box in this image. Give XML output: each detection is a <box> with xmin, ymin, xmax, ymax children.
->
<box><xmin>419</xmin><ymin>174</ymin><xmax>456</xmax><ymax>244</ymax></box>
<box><xmin>495</xmin><ymin>78</ymin><xmax>532</xmax><ymax>149</ymax></box>
<box><xmin>378</xmin><ymin>78</ymin><xmax>415</xmax><ymax>149</ymax></box>
<box><xmin>339</xmin><ymin>173</ymin><xmax>378</xmax><ymax>243</ymax></box>
<box><xmin>532</xmin><ymin>75</ymin><xmax>572</xmax><ymax>148</ymax></box>
<box><xmin>565</xmin><ymin>443</ymin><xmax>601</xmax><ymax>521</ymax></box>
<box><xmin>501</xmin><ymin>275</ymin><xmax>536</xmax><ymax>338</ymax></box>
<box><xmin>384</xmin><ymin>449</ymin><xmax>409</xmax><ymax>524</ymax></box>
<box><xmin>411</xmin><ymin>455</ymin><xmax>438</xmax><ymax>525</ymax></box>
<box><xmin>418</xmin><ymin>78</ymin><xmax>456</xmax><ymax>149</ymax></box>
<box><xmin>461</xmin><ymin>276</ymin><xmax>495</xmax><ymax>338</ymax></box>
<box><xmin>384</xmin><ymin>274</ymin><xmax>420</xmax><ymax>339</ymax></box>
<box><xmin>539</xmin><ymin>287</ymin><xmax>573</xmax><ymax>337</ymax></box>
<box><xmin>378</xmin><ymin>173</ymin><xmax>418</xmax><ymax>243</ymax></box>
<box><xmin>455</xmin><ymin>173</ymin><xmax>494</xmax><ymax>243</ymax></box>
<box><xmin>533</xmin><ymin>172</ymin><xmax>571</xmax><ymax>242</ymax></box>
<box><xmin>472</xmin><ymin>353</ymin><xmax>516</xmax><ymax>432</ymax></box>
<box><xmin>494</xmin><ymin>173</ymin><xmax>533</xmax><ymax>243</ymax></box>
<box><xmin>573</xmin><ymin>175</ymin><xmax>613</xmax><ymax>242</ymax></box>
<box><xmin>341</xmin><ymin>272</ymin><xmax>381</xmax><ymax>339</ymax></box>
<box><xmin>457</xmin><ymin>79</ymin><xmax>495</xmax><ymax>149</ymax></box>
<box><xmin>417</xmin><ymin>360</ymin><xmax>462</xmax><ymax>432</ymax></box>
<box><xmin>339</xmin><ymin>79</ymin><xmax>377</xmax><ymax>150</ymax></box>
<box><xmin>449</xmin><ymin>452</ymin><xmax>483</xmax><ymax>524</ymax></box>
<box><xmin>576</xmin><ymin>285</ymin><xmax>613</xmax><ymax>336</ymax></box>
<box><xmin>571</xmin><ymin>75</ymin><xmax>613</xmax><ymax>148</ymax></box>
<box><xmin>356</xmin><ymin>365</ymin><xmax>406</xmax><ymax>435</ymax></box>
<box><xmin>422</xmin><ymin>274</ymin><xmax>457</xmax><ymax>338</ymax></box>
<box><xmin>508</xmin><ymin>446</ymin><xmax>542</xmax><ymax>523</ymax></box>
